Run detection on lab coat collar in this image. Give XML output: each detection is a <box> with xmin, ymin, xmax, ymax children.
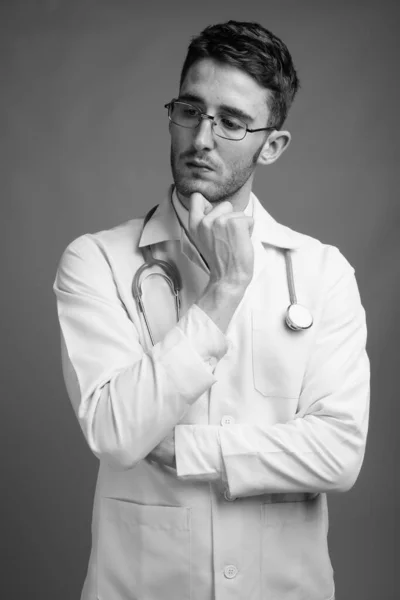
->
<box><xmin>138</xmin><ymin>185</ymin><xmax>302</xmax><ymax>251</ymax></box>
<box><xmin>251</xmin><ymin>194</ymin><xmax>301</xmax><ymax>250</ymax></box>
<box><xmin>138</xmin><ymin>185</ymin><xmax>182</xmax><ymax>248</ymax></box>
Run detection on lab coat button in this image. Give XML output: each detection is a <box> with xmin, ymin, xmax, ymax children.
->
<box><xmin>224</xmin><ymin>565</ymin><xmax>238</xmax><ymax>579</ymax></box>
<box><xmin>220</xmin><ymin>415</ymin><xmax>235</xmax><ymax>426</ymax></box>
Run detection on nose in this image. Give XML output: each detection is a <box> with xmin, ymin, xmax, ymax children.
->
<box><xmin>192</xmin><ymin>116</ymin><xmax>215</xmax><ymax>151</ymax></box>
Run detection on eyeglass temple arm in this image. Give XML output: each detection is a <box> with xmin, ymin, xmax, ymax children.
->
<box><xmin>246</xmin><ymin>126</ymin><xmax>276</xmax><ymax>133</ymax></box>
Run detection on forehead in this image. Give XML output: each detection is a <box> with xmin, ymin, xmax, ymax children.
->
<box><xmin>180</xmin><ymin>58</ymin><xmax>270</xmax><ymax>118</ymax></box>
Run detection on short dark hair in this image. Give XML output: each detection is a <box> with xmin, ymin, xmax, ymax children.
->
<box><xmin>179</xmin><ymin>20</ymin><xmax>299</xmax><ymax>129</ymax></box>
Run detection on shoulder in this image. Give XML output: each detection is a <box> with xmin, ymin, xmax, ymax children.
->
<box><xmin>54</xmin><ymin>217</ymin><xmax>146</xmax><ymax>289</ymax></box>
<box><xmin>253</xmin><ymin>194</ymin><xmax>354</xmax><ymax>282</ymax></box>
<box><xmin>284</xmin><ymin>224</ymin><xmax>355</xmax><ymax>283</ymax></box>
<box><xmin>58</xmin><ymin>216</ymin><xmax>146</xmax><ymax>263</ymax></box>
<box><xmin>278</xmin><ymin>226</ymin><xmax>365</xmax><ymax>327</ymax></box>
<box><xmin>65</xmin><ymin>217</ymin><xmax>145</xmax><ymax>255</ymax></box>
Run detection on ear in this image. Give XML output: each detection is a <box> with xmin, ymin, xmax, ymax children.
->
<box><xmin>256</xmin><ymin>130</ymin><xmax>291</xmax><ymax>166</ymax></box>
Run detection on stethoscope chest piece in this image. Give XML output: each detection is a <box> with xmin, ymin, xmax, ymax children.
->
<box><xmin>285</xmin><ymin>303</ymin><xmax>313</xmax><ymax>331</ymax></box>
<box><xmin>283</xmin><ymin>249</ymin><xmax>313</xmax><ymax>332</ymax></box>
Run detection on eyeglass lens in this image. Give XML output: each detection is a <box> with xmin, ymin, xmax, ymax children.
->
<box><xmin>169</xmin><ymin>101</ymin><xmax>247</xmax><ymax>140</ymax></box>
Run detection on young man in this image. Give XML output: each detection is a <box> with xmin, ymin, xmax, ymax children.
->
<box><xmin>54</xmin><ymin>21</ymin><xmax>369</xmax><ymax>600</ymax></box>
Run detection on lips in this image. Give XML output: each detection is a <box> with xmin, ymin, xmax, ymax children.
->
<box><xmin>186</xmin><ymin>161</ymin><xmax>214</xmax><ymax>170</ymax></box>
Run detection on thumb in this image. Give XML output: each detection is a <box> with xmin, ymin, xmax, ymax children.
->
<box><xmin>189</xmin><ymin>192</ymin><xmax>212</xmax><ymax>227</ymax></box>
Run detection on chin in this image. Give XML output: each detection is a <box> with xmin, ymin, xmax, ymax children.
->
<box><xmin>175</xmin><ymin>178</ymin><xmax>222</xmax><ymax>202</ymax></box>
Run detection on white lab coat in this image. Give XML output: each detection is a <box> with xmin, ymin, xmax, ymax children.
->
<box><xmin>53</xmin><ymin>187</ymin><xmax>369</xmax><ymax>600</ymax></box>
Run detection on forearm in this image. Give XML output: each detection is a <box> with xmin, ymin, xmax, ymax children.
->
<box><xmin>176</xmin><ymin>262</ymin><xmax>370</xmax><ymax>497</ymax></box>
<box><xmin>60</xmin><ymin>303</ymin><xmax>229</xmax><ymax>471</ymax></box>
<box><xmin>175</xmin><ymin>388</ymin><xmax>369</xmax><ymax>496</ymax></box>
<box><xmin>54</xmin><ymin>238</ymin><xmax>233</xmax><ymax>472</ymax></box>
<box><xmin>89</xmin><ymin>283</ymin><xmax>246</xmax><ymax>470</ymax></box>
<box><xmin>195</xmin><ymin>280</ymin><xmax>247</xmax><ymax>334</ymax></box>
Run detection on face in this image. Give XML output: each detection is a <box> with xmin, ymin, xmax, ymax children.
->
<box><xmin>169</xmin><ymin>58</ymin><xmax>273</xmax><ymax>209</ymax></box>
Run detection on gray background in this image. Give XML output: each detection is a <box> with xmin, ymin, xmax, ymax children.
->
<box><xmin>1</xmin><ymin>0</ymin><xmax>398</xmax><ymax>598</ymax></box>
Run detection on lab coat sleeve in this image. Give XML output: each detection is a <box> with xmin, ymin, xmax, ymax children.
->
<box><xmin>175</xmin><ymin>247</ymin><xmax>370</xmax><ymax>495</ymax></box>
<box><xmin>53</xmin><ymin>234</ymin><xmax>228</xmax><ymax>471</ymax></box>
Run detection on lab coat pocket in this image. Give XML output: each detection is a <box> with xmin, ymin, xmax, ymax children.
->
<box><xmin>97</xmin><ymin>497</ymin><xmax>191</xmax><ymax>600</ymax></box>
<box><xmin>251</xmin><ymin>308</ymin><xmax>305</xmax><ymax>399</ymax></box>
<box><xmin>261</xmin><ymin>494</ymin><xmax>334</xmax><ymax>600</ymax></box>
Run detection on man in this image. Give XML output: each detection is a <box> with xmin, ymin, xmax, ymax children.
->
<box><xmin>54</xmin><ymin>20</ymin><xmax>369</xmax><ymax>600</ymax></box>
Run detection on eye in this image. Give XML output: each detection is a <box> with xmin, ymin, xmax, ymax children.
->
<box><xmin>220</xmin><ymin>116</ymin><xmax>243</xmax><ymax>131</ymax></box>
<box><xmin>182</xmin><ymin>107</ymin><xmax>198</xmax><ymax>117</ymax></box>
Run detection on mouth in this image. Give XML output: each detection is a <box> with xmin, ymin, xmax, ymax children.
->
<box><xmin>186</xmin><ymin>160</ymin><xmax>214</xmax><ymax>171</ymax></box>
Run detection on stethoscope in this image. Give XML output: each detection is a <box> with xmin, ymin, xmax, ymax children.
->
<box><xmin>133</xmin><ymin>197</ymin><xmax>313</xmax><ymax>345</ymax></box>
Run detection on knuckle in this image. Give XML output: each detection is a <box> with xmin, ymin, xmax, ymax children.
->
<box><xmin>220</xmin><ymin>200</ymin><xmax>232</xmax><ymax>209</ymax></box>
<box><xmin>215</xmin><ymin>214</ymin><xmax>228</xmax><ymax>227</ymax></box>
<box><xmin>201</xmin><ymin>217</ymin><xmax>212</xmax><ymax>231</ymax></box>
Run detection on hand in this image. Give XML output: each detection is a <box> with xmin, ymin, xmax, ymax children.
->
<box><xmin>146</xmin><ymin>430</ymin><xmax>176</xmax><ymax>469</ymax></box>
<box><xmin>189</xmin><ymin>192</ymin><xmax>254</xmax><ymax>289</ymax></box>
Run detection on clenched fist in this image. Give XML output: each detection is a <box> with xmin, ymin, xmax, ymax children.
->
<box><xmin>189</xmin><ymin>192</ymin><xmax>255</xmax><ymax>288</ymax></box>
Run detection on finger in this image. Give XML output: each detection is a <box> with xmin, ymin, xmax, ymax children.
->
<box><xmin>231</xmin><ymin>215</ymin><xmax>254</xmax><ymax>236</ymax></box>
<box><xmin>203</xmin><ymin>202</ymin><xmax>214</xmax><ymax>216</ymax></box>
<box><xmin>215</xmin><ymin>213</ymin><xmax>254</xmax><ymax>236</ymax></box>
<box><xmin>203</xmin><ymin>200</ymin><xmax>233</xmax><ymax>224</ymax></box>
<box><xmin>213</xmin><ymin>211</ymin><xmax>251</xmax><ymax>224</ymax></box>
<box><xmin>189</xmin><ymin>192</ymin><xmax>210</xmax><ymax>228</ymax></box>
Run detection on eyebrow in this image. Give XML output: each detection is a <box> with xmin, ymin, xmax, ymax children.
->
<box><xmin>177</xmin><ymin>93</ymin><xmax>255</xmax><ymax>124</ymax></box>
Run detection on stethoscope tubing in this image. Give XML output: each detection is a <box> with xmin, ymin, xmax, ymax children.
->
<box><xmin>284</xmin><ymin>250</ymin><xmax>297</xmax><ymax>305</ymax></box>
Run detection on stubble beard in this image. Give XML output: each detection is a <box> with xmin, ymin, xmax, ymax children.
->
<box><xmin>170</xmin><ymin>144</ymin><xmax>263</xmax><ymax>204</ymax></box>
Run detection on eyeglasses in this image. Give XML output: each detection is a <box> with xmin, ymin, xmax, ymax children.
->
<box><xmin>164</xmin><ymin>99</ymin><xmax>276</xmax><ymax>141</ymax></box>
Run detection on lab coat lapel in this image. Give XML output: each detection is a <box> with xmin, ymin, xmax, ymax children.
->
<box><xmin>138</xmin><ymin>186</ymin><xmax>181</xmax><ymax>248</ymax></box>
<box><xmin>138</xmin><ymin>188</ymin><xmax>210</xmax><ymax>319</ymax></box>
<box><xmin>250</xmin><ymin>193</ymin><xmax>302</xmax><ymax>283</ymax></box>
<box><xmin>177</xmin><ymin>231</ymin><xmax>210</xmax><ymax>313</ymax></box>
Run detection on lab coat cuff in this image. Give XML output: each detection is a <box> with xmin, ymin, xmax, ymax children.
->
<box><xmin>155</xmin><ymin>325</ymin><xmax>219</xmax><ymax>402</ymax></box>
<box><xmin>177</xmin><ymin>304</ymin><xmax>230</xmax><ymax>367</ymax></box>
<box><xmin>175</xmin><ymin>425</ymin><xmax>222</xmax><ymax>481</ymax></box>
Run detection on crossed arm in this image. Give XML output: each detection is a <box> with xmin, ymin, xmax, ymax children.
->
<box><xmin>54</xmin><ymin>234</ymin><xmax>369</xmax><ymax>498</ymax></box>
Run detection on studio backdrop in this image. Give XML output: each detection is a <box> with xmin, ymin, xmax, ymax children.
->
<box><xmin>1</xmin><ymin>1</ymin><xmax>398</xmax><ymax>599</ymax></box>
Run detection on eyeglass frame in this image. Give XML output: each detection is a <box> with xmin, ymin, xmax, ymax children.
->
<box><xmin>164</xmin><ymin>98</ymin><xmax>276</xmax><ymax>141</ymax></box>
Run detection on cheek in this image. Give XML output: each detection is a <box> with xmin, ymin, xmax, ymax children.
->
<box><xmin>222</xmin><ymin>145</ymin><xmax>254</xmax><ymax>169</ymax></box>
<box><xmin>170</xmin><ymin>127</ymin><xmax>192</xmax><ymax>154</ymax></box>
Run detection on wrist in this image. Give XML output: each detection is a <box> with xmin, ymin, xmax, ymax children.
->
<box><xmin>207</xmin><ymin>277</ymin><xmax>249</xmax><ymax>296</ymax></box>
<box><xmin>196</xmin><ymin>280</ymin><xmax>246</xmax><ymax>334</ymax></box>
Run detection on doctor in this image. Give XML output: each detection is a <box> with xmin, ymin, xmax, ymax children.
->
<box><xmin>54</xmin><ymin>20</ymin><xmax>369</xmax><ymax>600</ymax></box>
